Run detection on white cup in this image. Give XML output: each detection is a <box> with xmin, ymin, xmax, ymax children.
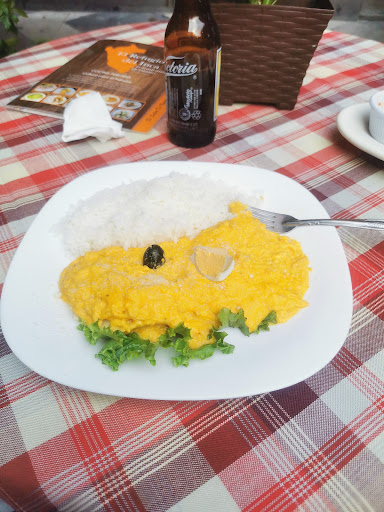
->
<box><xmin>369</xmin><ymin>91</ymin><xmax>384</xmax><ymax>145</ymax></box>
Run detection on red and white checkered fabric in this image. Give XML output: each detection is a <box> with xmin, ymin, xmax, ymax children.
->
<box><xmin>1</xmin><ymin>22</ymin><xmax>384</xmax><ymax>512</ymax></box>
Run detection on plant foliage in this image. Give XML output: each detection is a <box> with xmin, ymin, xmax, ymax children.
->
<box><xmin>249</xmin><ymin>0</ymin><xmax>277</xmax><ymax>4</ymax></box>
<box><xmin>0</xmin><ymin>0</ymin><xmax>27</xmax><ymax>58</ymax></box>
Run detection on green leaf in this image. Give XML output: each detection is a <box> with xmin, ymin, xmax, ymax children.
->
<box><xmin>172</xmin><ymin>342</ymin><xmax>216</xmax><ymax>367</ymax></box>
<box><xmin>218</xmin><ymin>308</ymin><xmax>250</xmax><ymax>336</ymax></box>
<box><xmin>208</xmin><ymin>327</ymin><xmax>226</xmax><ymax>343</ymax></box>
<box><xmin>255</xmin><ymin>311</ymin><xmax>277</xmax><ymax>333</ymax></box>
<box><xmin>0</xmin><ymin>0</ymin><xmax>28</xmax><ymax>56</ymax></box>
<box><xmin>96</xmin><ymin>334</ymin><xmax>158</xmax><ymax>371</ymax></box>
<box><xmin>2</xmin><ymin>18</ymin><xmax>10</xmax><ymax>31</ymax></box>
<box><xmin>172</xmin><ymin>355</ymin><xmax>190</xmax><ymax>367</ymax></box>
<box><xmin>158</xmin><ymin>323</ymin><xmax>192</xmax><ymax>347</ymax></box>
<box><xmin>249</xmin><ymin>0</ymin><xmax>277</xmax><ymax>4</ymax></box>
<box><xmin>216</xmin><ymin>338</ymin><xmax>235</xmax><ymax>355</ymax></box>
<box><xmin>77</xmin><ymin>320</ymin><xmax>158</xmax><ymax>370</ymax></box>
<box><xmin>15</xmin><ymin>8</ymin><xmax>28</xmax><ymax>18</ymax></box>
<box><xmin>144</xmin><ymin>342</ymin><xmax>158</xmax><ymax>367</ymax></box>
<box><xmin>209</xmin><ymin>327</ymin><xmax>235</xmax><ymax>354</ymax></box>
<box><xmin>77</xmin><ymin>320</ymin><xmax>120</xmax><ymax>345</ymax></box>
<box><xmin>154</xmin><ymin>322</ymin><xmax>234</xmax><ymax>367</ymax></box>
<box><xmin>218</xmin><ymin>308</ymin><xmax>277</xmax><ymax>336</ymax></box>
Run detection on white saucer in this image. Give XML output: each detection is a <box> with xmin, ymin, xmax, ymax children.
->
<box><xmin>337</xmin><ymin>103</ymin><xmax>384</xmax><ymax>161</ymax></box>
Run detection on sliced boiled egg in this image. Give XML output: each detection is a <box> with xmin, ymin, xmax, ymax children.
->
<box><xmin>191</xmin><ymin>245</ymin><xmax>235</xmax><ymax>282</ymax></box>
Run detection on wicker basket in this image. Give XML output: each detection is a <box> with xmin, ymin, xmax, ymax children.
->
<box><xmin>211</xmin><ymin>0</ymin><xmax>334</xmax><ymax>109</ymax></box>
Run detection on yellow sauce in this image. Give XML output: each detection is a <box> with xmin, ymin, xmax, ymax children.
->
<box><xmin>59</xmin><ymin>206</ymin><xmax>310</xmax><ymax>349</ymax></box>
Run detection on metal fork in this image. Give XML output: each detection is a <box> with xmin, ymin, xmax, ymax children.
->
<box><xmin>249</xmin><ymin>206</ymin><xmax>384</xmax><ymax>233</ymax></box>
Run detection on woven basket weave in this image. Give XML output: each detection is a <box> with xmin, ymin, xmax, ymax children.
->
<box><xmin>211</xmin><ymin>0</ymin><xmax>334</xmax><ymax>109</ymax></box>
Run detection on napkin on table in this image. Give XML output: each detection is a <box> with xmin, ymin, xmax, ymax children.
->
<box><xmin>62</xmin><ymin>92</ymin><xmax>125</xmax><ymax>143</ymax></box>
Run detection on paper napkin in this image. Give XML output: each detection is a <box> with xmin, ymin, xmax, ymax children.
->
<box><xmin>62</xmin><ymin>92</ymin><xmax>124</xmax><ymax>143</ymax></box>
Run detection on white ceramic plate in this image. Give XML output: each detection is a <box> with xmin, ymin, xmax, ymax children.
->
<box><xmin>337</xmin><ymin>103</ymin><xmax>384</xmax><ymax>161</ymax></box>
<box><xmin>1</xmin><ymin>162</ymin><xmax>353</xmax><ymax>400</ymax></box>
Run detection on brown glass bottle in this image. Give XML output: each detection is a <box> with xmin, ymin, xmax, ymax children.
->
<box><xmin>164</xmin><ymin>0</ymin><xmax>221</xmax><ymax>148</ymax></box>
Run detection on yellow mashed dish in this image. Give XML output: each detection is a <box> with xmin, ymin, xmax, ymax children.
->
<box><xmin>59</xmin><ymin>203</ymin><xmax>310</xmax><ymax>369</ymax></box>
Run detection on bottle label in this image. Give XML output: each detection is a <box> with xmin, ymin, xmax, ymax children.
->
<box><xmin>165</xmin><ymin>57</ymin><xmax>198</xmax><ymax>77</ymax></box>
<box><xmin>214</xmin><ymin>47</ymin><xmax>221</xmax><ymax>121</ymax></box>
<box><xmin>165</xmin><ymin>49</ymin><xmax>221</xmax><ymax>130</ymax></box>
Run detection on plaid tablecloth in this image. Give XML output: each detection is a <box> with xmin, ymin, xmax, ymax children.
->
<box><xmin>1</xmin><ymin>21</ymin><xmax>384</xmax><ymax>512</ymax></box>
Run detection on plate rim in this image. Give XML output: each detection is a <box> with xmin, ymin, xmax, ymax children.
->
<box><xmin>1</xmin><ymin>161</ymin><xmax>353</xmax><ymax>400</ymax></box>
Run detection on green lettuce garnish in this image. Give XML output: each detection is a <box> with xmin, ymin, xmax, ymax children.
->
<box><xmin>218</xmin><ymin>307</ymin><xmax>250</xmax><ymax>336</ymax></box>
<box><xmin>158</xmin><ymin>323</ymin><xmax>235</xmax><ymax>367</ymax></box>
<box><xmin>254</xmin><ymin>311</ymin><xmax>277</xmax><ymax>333</ymax></box>
<box><xmin>78</xmin><ymin>322</ymin><xmax>157</xmax><ymax>370</ymax></box>
<box><xmin>218</xmin><ymin>308</ymin><xmax>277</xmax><ymax>335</ymax></box>
<box><xmin>77</xmin><ymin>308</ymin><xmax>277</xmax><ymax>370</ymax></box>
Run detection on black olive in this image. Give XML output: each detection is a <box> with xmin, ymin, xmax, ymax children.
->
<box><xmin>143</xmin><ymin>245</ymin><xmax>165</xmax><ymax>269</ymax></box>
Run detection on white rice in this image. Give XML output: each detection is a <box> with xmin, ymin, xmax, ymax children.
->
<box><xmin>59</xmin><ymin>172</ymin><xmax>263</xmax><ymax>257</ymax></box>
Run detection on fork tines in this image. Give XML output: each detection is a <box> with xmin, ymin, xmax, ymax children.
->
<box><xmin>248</xmin><ymin>206</ymin><xmax>276</xmax><ymax>230</ymax></box>
<box><xmin>249</xmin><ymin>206</ymin><xmax>274</xmax><ymax>219</ymax></box>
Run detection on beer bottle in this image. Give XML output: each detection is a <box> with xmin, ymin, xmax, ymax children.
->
<box><xmin>164</xmin><ymin>0</ymin><xmax>221</xmax><ymax>148</ymax></box>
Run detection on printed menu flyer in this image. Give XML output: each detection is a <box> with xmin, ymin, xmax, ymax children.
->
<box><xmin>7</xmin><ymin>40</ymin><xmax>166</xmax><ymax>133</ymax></box>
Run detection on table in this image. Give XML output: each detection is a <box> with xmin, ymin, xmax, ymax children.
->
<box><xmin>1</xmin><ymin>21</ymin><xmax>384</xmax><ymax>512</ymax></box>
